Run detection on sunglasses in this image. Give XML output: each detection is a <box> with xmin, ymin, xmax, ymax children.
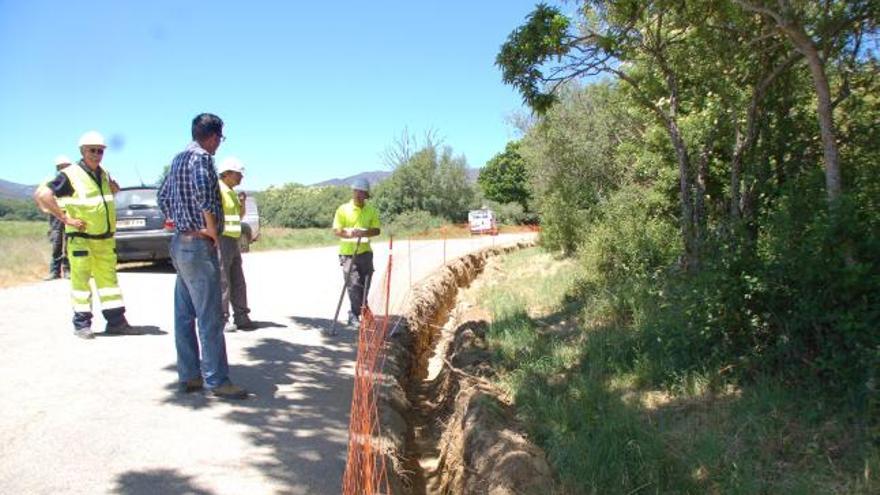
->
<box><xmin>87</xmin><ymin>148</ymin><xmax>105</xmax><ymax>154</ymax></box>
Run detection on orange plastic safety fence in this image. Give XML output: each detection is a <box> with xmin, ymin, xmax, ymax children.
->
<box><xmin>342</xmin><ymin>238</ymin><xmax>394</xmax><ymax>495</ymax></box>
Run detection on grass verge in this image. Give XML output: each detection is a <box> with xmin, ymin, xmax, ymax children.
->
<box><xmin>461</xmin><ymin>246</ymin><xmax>878</xmax><ymax>494</ymax></box>
<box><xmin>0</xmin><ymin>220</ymin><xmax>50</xmax><ymax>288</ymax></box>
<box><xmin>252</xmin><ymin>224</ymin><xmax>538</xmax><ymax>251</ymax></box>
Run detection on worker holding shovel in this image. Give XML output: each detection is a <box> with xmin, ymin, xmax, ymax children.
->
<box><xmin>331</xmin><ymin>178</ymin><xmax>381</xmax><ymax>332</ymax></box>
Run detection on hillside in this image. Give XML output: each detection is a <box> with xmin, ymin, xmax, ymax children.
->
<box><xmin>0</xmin><ymin>179</ymin><xmax>36</xmax><ymax>200</ymax></box>
<box><xmin>312</xmin><ymin>168</ymin><xmax>480</xmax><ymax>188</ymax></box>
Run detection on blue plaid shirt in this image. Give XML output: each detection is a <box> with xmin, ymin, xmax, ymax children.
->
<box><xmin>158</xmin><ymin>141</ymin><xmax>223</xmax><ymax>234</ymax></box>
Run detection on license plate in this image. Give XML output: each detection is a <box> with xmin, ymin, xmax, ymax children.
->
<box><xmin>116</xmin><ymin>218</ymin><xmax>146</xmax><ymax>229</ymax></box>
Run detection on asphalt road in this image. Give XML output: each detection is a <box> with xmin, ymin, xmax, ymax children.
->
<box><xmin>0</xmin><ymin>233</ymin><xmax>533</xmax><ymax>495</ymax></box>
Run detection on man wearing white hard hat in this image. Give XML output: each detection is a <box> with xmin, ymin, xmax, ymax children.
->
<box><xmin>217</xmin><ymin>156</ymin><xmax>254</xmax><ymax>332</ymax></box>
<box><xmin>39</xmin><ymin>155</ymin><xmax>73</xmax><ymax>279</ymax></box>
<box><xmin>332</xmin><ymin>178</ymin><xmax>381</xmax><ymax>328</ymax></box>
<box><xmin>34</xmin><ymin>131</ymin><xmax>134</xmax><ymax>339</ymax></box>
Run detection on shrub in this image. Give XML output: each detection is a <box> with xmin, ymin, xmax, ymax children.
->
<box><xmin>383</xmin><ymin>210</ymin><xmax>445</xmax><ymax>237</ymax></box>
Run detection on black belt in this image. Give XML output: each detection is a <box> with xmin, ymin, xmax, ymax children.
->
<box><xmin>66</xmin><ymin>231</ymin><xmax>114</xmax><ymax>240</ymax></box>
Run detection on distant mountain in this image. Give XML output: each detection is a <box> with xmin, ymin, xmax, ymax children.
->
<box><xmin>312</xmin><ymin>170</ymin><xmax>392</xmax><ymax>188</ymax></box>
<box><xmin>0</xmin><ymin>179</ymin><xmax>37</xmax><ymax>200</ymax></box>
<box><xmin>311</xmin><ymin>168</ymin><xmax>481</xmax><ymax>188</ymax></box>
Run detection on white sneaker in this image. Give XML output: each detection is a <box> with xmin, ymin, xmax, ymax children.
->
<box><xmin>224</xmin><ymin>321</ymin><xmax>237</xmax><ymax>332</ymax></box>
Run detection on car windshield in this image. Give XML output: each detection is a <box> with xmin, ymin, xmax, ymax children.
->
<box><xmin>116</xmin><ymin>189</ymin><xmax>159</xmax><ymax>209</ymax></box>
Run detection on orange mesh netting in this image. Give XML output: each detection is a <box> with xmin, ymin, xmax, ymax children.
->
<box><xmin>342</xmin><ymin>237</ymin><xmax>394</xmax><ymax>495</ymax></box>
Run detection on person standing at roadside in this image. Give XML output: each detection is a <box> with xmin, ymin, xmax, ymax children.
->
<box><xmin>217</xmin><ymin>157</ymin><xmax>254</xmax><ymax>332</ymax></box>
<box><xmin>41</xmin><ymin>155</ymin><xmax>72</xmax><ymax>280</ymax></box>
<box><xmin>34</xmin><ymin>132</ymin><xmax>133</xmax><ymax>339</ymax></box>
<box><xmin>332</xmin><ymin>178</ymin><xmax>381</xmax><ymax>327</ymax></box>
<box><xmin>158</xmin><ymin>113</ymin><xmax>247</xmax><ymax>400</ymax></box>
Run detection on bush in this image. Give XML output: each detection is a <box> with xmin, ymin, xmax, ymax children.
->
<box><xmin>576</xmin><ymin>186</ymin><xmax>679</xmax><ymax>324</ymax></box>
<box><xmin>257</xmin><ymin>184</ymin><xmax>349</xmax><ymax>228</ymax></box>
<box><xmin>635</xmin><ymin>172</ymin><xmax>880</xmax><ymax>401</ymax></box>
<box><xmin>0</xmin><ymin>198</ymin><xmax>43</xmax><ymax>221</ymax></box>
<box><xmin>481</xmin><ymin>200</ymin><xmax>537</xmax><ymax>225</ymax></box>
<box><xmin>383</xmin><ymin>210</ymin><xmax>445</xmax><ymax>237</ymax></box>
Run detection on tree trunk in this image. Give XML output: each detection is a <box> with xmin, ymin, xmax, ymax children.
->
<box><xmin>668</xmin><ymin>119</ymin><xmax>698</xmax><ymax>272</ymax></box>
<box><xmin>782</xmin><ymin>25</ymin><xmax>843</xmax><ymax>205</ymax></box>
<box><xmin>695</xmin><ymin>143</ymin><xmax>711</xmax><ymax>259</ymax></box>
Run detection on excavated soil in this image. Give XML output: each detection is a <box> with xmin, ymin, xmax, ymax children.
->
<box><xmin>375</xmin><ymin>242</ymin><xmax>558</xmax><ymax>494</ymax></box>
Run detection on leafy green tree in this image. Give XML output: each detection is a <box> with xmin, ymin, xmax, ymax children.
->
<box><xmin>258</xmin><ymin>184</ymin><xmax>349</xmax><ymax>228</ymax></box>
<box><xmin>373</xmin><ymin>143</ymin><xmax>475</xmax><ymax>223</ymax></box>
<box><xmin>478</xmin><ymin>141</ymin><xmax>530</xmax><ymax>209</ymax></box>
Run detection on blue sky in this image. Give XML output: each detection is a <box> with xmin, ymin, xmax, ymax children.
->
<box><xmin>0</xmin><ymin>1</ymin><xmax>562</xmax><ymax>190</ymax></box>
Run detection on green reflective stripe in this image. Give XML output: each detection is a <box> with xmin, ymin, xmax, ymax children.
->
<box><xmin>340</xmin><ymin>237</ymin><xmax>370</xmax><ymax>243</ymax></box>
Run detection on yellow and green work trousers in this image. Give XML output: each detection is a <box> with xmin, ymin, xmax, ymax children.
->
<box><xmin>67</xmin><ymin>236</ymin><xmax>126</xmax><ymax>330</ymax></box>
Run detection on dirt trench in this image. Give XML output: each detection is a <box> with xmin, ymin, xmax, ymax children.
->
<box><xmin>375</xmin><ymin>241</ymin><xmax>557</xmax><ymax>494</ymax></box>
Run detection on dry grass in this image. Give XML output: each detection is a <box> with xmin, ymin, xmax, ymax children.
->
<box><xmin>0</xmin><ymin>221</ymin><xmax>50</xmax><ymax>287</ymax></box>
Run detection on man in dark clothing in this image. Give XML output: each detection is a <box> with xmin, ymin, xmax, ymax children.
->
<box><xmin>44</xmin><ymin>155</ymin><xmax>72</xmax><ymax>280</ymax></box>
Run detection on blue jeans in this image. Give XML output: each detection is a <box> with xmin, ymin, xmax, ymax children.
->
<box><xmin>170</xmin><ymin>234</ymin><xmax>229</xmax><ymax>389</ymax></box>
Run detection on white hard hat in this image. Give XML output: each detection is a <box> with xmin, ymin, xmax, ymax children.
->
<box><xmin>219</xmin><ymin>156</ymin><xmax>245</xmax><ymax>175</ymax></box>
<box><xmin>54</xmin><ymin>155</ymin><xmax>72</xmax><ymax>166</ymax></box>
<box><xmin>351</xmin><ymin>178</ymin><xmax>370</xmax><ymax>193</ymax></box>
<box><xmin>78</xmin><ymin>131</ymin><xmax>106</xmax><ymax>148</ymax></box>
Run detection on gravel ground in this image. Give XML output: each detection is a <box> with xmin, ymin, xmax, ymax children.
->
<box><xmin>0</xmin><ymin>233</ymin><xmax>534</xmax><ymax>495</ymax></box>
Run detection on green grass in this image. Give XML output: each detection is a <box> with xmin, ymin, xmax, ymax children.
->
<box><xmin>0</xmin><ymin>220</ymin><xmax>50</xmax><ymax>287</ymax></box>
<box><xmin>463</xmin><ymin>246</ymin><xmax>879</xmax><ymax>494</ymax></box>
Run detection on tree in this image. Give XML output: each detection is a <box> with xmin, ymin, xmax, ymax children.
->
<box><xmin>732</xmin><ymin>0</ymin><xmax>878</xmax><ymax>207</ymax></box>
<box><xmin>497</xmin><ymin>2</ymin><xmax>721</xmax><ymax>269</ymax></box>
<box><xmin>373</xmin><ymin>143</ymin><xmax>475</xmax><ymax>223</ymax></box>
<box><xmin>478</xmin><ymin>141</ymin><xmax>530</xmax><ymax>209</ymax></box>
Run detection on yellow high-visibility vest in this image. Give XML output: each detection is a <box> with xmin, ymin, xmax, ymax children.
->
<box><xmin>61</xmin><ymin>164</ymin><xmax>115</xmax><ymax>238</ymax></box>
<box><xmin>220</xmin><ymin>181</ymin><xmax>242</xmax><ymax>239</ymax></box>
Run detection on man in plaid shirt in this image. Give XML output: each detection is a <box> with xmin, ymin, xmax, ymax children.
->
<box><xmin>158</xmin><ymin>113</ymin><xmax>247</xmax><ymax>400</ymax></box>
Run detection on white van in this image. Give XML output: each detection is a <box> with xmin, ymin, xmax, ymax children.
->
<box><xmin>468</xmin><ymin>209</ymin><xmax>498</xmax><ymax>236</ymax></box>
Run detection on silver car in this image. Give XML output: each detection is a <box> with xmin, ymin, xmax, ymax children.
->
<box><xmin>114</xmin><ymin>186</ymin><xmax>260</xmax><ymax>263</ymax></box>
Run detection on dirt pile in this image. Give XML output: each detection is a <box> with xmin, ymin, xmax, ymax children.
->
<box><xmin>374</xmin><ymin>241</ymin><xmax>557</xmax><ymax>494</ymax></box>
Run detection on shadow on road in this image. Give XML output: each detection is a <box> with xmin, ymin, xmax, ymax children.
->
<box><xmin>230</xmin><ymin>320</ymin><xmax>286</xmax><ymax>332</ymax></box>
<box><xmin>153</xmin><ymin>337</ymin><xmax>358</xmax><ymax>492</ymax></box>
<box><xmin>112</xmin><ymin>468</ymin><xmax>215</xmax><ymax>495</ymax></box>
<box><xmin>117</xmin><ymin>261</ymin><xmax>175</xmax><ymax>274</ymax></box>
<box><xmin>94</xmin><ymin>325</ymin><xmax>167</xmax><ymax>337</ymax></box>
<box><xmin>288</xmin><ymin>316</ymin><xmax>337</xmax><ymax>333</ymax></box>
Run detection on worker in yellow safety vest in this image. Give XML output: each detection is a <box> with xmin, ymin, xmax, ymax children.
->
<box><xmin>332</xmin><ymin>178</ymin><xmax>381</xmax><ymax>327</ymax></box>
<box><xmin>34</xmin><ymin>131</ymin><xmax>136</xmax><ymax>339</ymax></box>
<box><xmin>217</xmin><ymin>157</ymin><xmax>254</xmax><ymax>332</ymax></box>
